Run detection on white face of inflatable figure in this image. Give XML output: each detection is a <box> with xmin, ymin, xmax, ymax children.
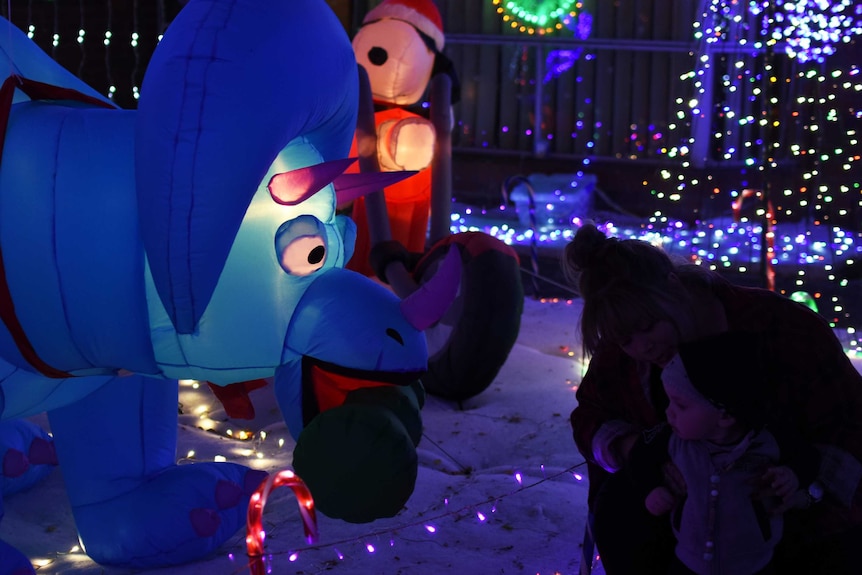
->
<box><xmin>352</xmin><ymin>18</ymin><xmax>436</xmax><ymax>106</ymax></box>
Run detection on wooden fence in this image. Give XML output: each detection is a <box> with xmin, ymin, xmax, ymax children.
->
<box><xmin>435</xmin><ymin>0</ymin><xmax>808</xmax><ymax>167</ymax></box>
<box><xmin>445</xmin><ymin>31</ymin><xmax>699</xmax><ymax>161</ymax></box>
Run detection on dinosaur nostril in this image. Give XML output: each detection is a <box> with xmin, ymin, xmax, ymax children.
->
<box><xmin>385</xmin><ymin>328</ymin><xmax>404</xmax><ymax>346</ymax></box>
<box><xmin>368</xmin><ymin>46</ymin><xmax>388</xmax><ymax>66</ymax></box>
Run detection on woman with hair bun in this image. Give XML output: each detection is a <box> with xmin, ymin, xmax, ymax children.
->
<box><xmin>562</xmin><ymin>221</ymin><xmax>862</xmax><ymax>575</ymax></box>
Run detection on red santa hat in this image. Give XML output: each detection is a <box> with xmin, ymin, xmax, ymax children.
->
<box><xmin>364</xmin><ymin>0</ymin><xmax>445</xmax><ymax>52</ymax></box>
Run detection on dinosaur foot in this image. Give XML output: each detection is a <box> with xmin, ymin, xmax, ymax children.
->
<box><xmin>0</xmin><ymin>419</ymin><xmax>57</xmax><ymax>496</ymax></box>
<box><xmin>0</xmin><ymin>538</ymin><xmax>35</xmax><ymax>575</ymax></box>
<box><xmin>71</xmin><ymin>463</ymin><xmax>267</xmax><ymax>569</ymax></box>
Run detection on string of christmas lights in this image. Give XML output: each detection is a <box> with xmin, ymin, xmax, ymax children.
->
<box><xmin>76</xmin><ymin>0</ymin><xmax>85</xmax><ymax>77</ymax></box>
<box><xmin>49</xmin><ymin>0</ymin><xmax>57</xmax><ymax>58</ymax></box>
<box><xmin>491</xmin><ymin>0</ymin><xmax>581</xmax><ymax>36</ymax></box>
<box><xmin>452</xmin><ymin>3</ymin><xmax>860</xmax><ymax>351</ymax></box>
<box><xmin>164</xmin><ymin>370</ymin><xmax>592</xmax><ymax>574</ymax></box>
<box><xmin>103</xmin><ymin>0</ymin><xmax>114</xmax><ymax>100</ymax></box>
<box><xmin>638</xmin><ymin>0</ymin><xmax>861</xmax><ymax>350</ymax></box>
<box><xmin>234</xmin><ymin>460</ymin><xmax>588</xmax><ymax>572</ymax></box>
<box><xmin>451</xmin><ymin>194</ymin><xmax>859</xmax><ymax>355</ymax></box>
<box><xmin>757</xmin><ymin>0</ymin><xmax>862</xmax><ymax>64</ymax></box>
<box><xmin>25</xmin><ymin>0</ymin><xmax>33</xmax><ymax>40</ymax></box>
<box><xmin>131</xmin><ymin>0</ymin><xmax>140</xmax><ymax>102</ymax></box>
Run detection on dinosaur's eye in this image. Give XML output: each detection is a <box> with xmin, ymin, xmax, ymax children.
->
<box><xmin>281</xmin><ymin>235</ymin><xmax>326</xmax><ymax>275</ymax></box>
<box><xmin>275</xmin><ymin>216</ymin><xmax>327</xmax><ymax>276</ymax></box>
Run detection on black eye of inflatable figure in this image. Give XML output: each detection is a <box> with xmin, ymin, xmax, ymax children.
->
<box><xmin>275</xmin><ymin>215</ymin><xmax>327</xmax><ymax>276</ymax></box>
<box><xmin>368</xmin><ymin>46</ymin><xmax>388</xmax><ymax>66</ymax></box>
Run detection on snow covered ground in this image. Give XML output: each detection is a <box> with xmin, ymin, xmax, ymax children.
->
<box><xmin>1</xmin><ymin>296</ymin><xmax>604</xmax><ymax>575</ymax></box>
<box><xmin>4</xmin><ymin>279</ymin><xmax>860</xmax><ymax>574</ymax></box>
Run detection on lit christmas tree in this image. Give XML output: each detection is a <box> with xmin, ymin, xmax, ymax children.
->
<box><xmin>640</xmin><ymin>0</ymin><xmax>861</xmax><ymax>353</ymax></box>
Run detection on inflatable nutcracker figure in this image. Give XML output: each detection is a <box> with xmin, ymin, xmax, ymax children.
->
<box><xmin>345</xmin><ymin>0</ymin><xmax>459</xmax><ymax>276</ymax></box>
<box><xmin>348</xmin><ymin>0</ymin><xmax>525</xmax><ymax>402</ymax></box>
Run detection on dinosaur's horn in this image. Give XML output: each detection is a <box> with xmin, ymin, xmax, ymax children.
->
<box><xmin>400</xmin><ymin>246</ymin><xmax>461</xmax><ymax>331</ymax></box>
<box><xmin>268</xmin><ymin>157</ymin><xmax>357</xmax><ymax>206</ymax></box>
<box><xmin>332</xmin><ymin>170</ymin><xmax>418</xmax><ymax>206</ymax></box>
<box><xmin>268</xmin><ymin>158</ymin><xmax>419</xmax><ymax>207</ymax></box>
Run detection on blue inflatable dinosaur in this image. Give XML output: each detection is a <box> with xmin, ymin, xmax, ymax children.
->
<box><xmin>0</xmin><ymin>0</ymin><xmax>458</xmax><ymax>571</ymax></box>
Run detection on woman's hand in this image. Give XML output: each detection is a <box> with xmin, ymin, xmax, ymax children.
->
<box><xmin>645</xmin><ymin>486</ymin><xmax>676</xmax><ymax>516</ymax></box>
<box><xmin>614</xmin><ymin>432</ymin><xmax>640</xmax><ymax>465</ymax></box>
<box><xmin>662</xmin><ymin>461</ymin><xmax>687</xmax><ymax>498</ymax></box>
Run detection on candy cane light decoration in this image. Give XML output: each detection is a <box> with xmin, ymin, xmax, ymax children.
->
<box><xmin>247</xmin><ymin>469</ymin><xmax>318</xmax><ymax>566</ymax></box>
<box><xmin>731</xmin><ymin>188</ymin><xmax>775</xmax><ymax>291</ymax></box>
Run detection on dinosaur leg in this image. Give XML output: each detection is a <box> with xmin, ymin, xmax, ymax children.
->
<box><xmin>0</xmin><ymin>536</ymin><xmax>34</xmax><ymax>575</ymax></box>
<box><xmin>0</xmin><ymin>460</ymin><xmax>36</xmax><ymax>575</ymax></box>
<box><xmin>47</xmin><ymin>374</ymin><xmax>267</xmax><ymax>568</ymax></box>
<box><xmin>0</xmin><ymin>369</ymin><xmax>61</xmax><ymax>575</ymax></box>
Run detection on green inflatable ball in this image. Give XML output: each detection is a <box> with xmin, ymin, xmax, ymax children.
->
<box><xmin>343</xmin><ymin>382</ymin><xmax>425</xmax><ymax>447</ymax></box>
<box><xmin>293</xmin><ymin>403</ymin><xmax>418</xmax><ymax>523</ymax></box>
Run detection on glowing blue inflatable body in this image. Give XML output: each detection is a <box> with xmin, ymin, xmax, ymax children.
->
<box><xmin>0</xmin><ymin>0</ymin><xmax>455</xmax><ymax>570</ymax></box>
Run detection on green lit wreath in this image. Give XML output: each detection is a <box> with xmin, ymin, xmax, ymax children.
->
<box><xmin>492</xmin><ymin>0</ymin><xmax>580</xmax><ymax>35</ymax></box>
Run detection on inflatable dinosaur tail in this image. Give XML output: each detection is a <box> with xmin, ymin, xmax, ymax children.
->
<box><xmin>0</xmin><ymin>16</ymin><xmax>116</xmax><ymax>107</ymax></box>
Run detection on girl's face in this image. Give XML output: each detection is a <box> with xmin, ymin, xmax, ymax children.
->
<box><xmin>661</xmin><ymin>358</ymin><xmax>722</xmax><ymax>441</ymax></box>
<box><xmin>619</xmin><ymin>317</ymin><xmax>680</xmax><ymax>367</ymax></box>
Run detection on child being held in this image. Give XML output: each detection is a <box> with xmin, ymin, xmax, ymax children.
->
<box><xmin>633</xmin><ymin>331</ymin><xmax>813</xmax><ymax>575</ymax></box>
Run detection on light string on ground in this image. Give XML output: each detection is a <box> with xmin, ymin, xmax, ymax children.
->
<box><xmin>419</xmin><ymin>430</ymin><xmax>472</xmax><ymax>474</ymax></box>
<box><xmin>240</xmin><ymin>460</ymin><xmax>587</xmax><ymax>572</ymax></box>
<box><xmin>518</xmin><ymin>265</ymin><xmax>580</xmax><ymax>297</ymax></box>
